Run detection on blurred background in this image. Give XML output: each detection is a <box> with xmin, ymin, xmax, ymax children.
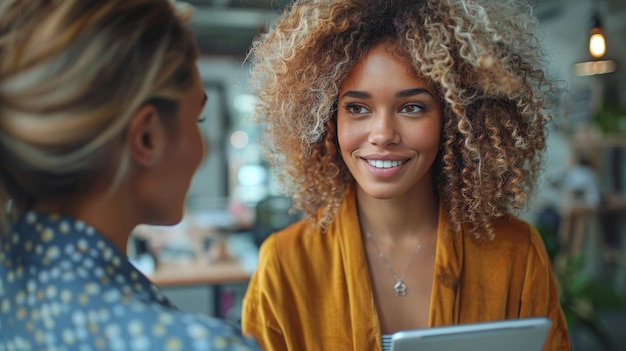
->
<box><xmin>132</xmin><ymin>0</ymin><xmax>626</xmax><ymax>350</ymax></box>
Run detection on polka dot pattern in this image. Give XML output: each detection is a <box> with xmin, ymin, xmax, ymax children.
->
<box><xmin>1</xmin><ymin>212</ymin><xmax>259</xmax><ymax>350</ymax></box>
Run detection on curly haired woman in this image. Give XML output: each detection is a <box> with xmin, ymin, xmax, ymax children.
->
<box><xmin>241</xmin><ymin>0</ymin><xmax>571</xmax><ymax>350</ymax></box>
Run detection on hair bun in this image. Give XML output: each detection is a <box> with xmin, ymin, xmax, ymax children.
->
<box><xmin>169</xmin><ymin>0</ymin><xmax>194</xmax><ymax>23</ymax></box>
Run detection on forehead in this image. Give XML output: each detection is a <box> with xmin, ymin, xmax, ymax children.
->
<box><xmin>340</xmin><ymin>41</ymin><xmax>432</xmax><ymax>91</ymax></box>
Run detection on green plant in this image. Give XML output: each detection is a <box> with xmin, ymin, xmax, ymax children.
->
<box><xmin>592</xmin><ymin>102</ymin><xmax>626</xmax><ymax>135</ymax></box>
<box><xmin>536</xmin><ymin>220</ymin><xmax>625</xmax><ymax>350</ymax></box>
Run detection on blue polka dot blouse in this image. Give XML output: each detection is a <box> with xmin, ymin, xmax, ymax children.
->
<box><xmin>0</xmin><ymin>212</ymin><xmax>260</xmax><ymax>351</ymax></box>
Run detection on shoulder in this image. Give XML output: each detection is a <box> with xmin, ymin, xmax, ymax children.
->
<box><xmin>491</xmin><ymin>214</ymin><xmax>546</xmax><ymax>247</ymax></box>
<box><xmin>105</xmin><ymin>304</ymin><xmax>260</xmax><ymax>350</ymax></box>
<box><xmin>90</xmin><ymin>281</ymin><xmax>260</xmax><ymax>350</ymax></box>
<box><xmin>490</xmin><ymin>213</ymin><xmax>536</xmax><ymax>240</ymax></box>
<box><xmin>247</xmin><ymin>191</ymin><xmax>357</xmax><ymax>304</ymax></box>
<box><xmin>459</xmin><ymin>213</ymin><xmax>550</xmax><ymax>267</ymax></box>
<box><xmin>251</xmin><ymin>217</ymin><xmax>341</xmax><ymax>293</ymax></box>
<box><xmin>2</xmin><ymin>280</ymin><xmax>260</xmax><ymax>350</ymax></box>
<box><xmin>257</xmin><ymin>218</ymin><xmax>333</xmax><ymax>265</ymax></box>
<box><xmin>487</xmin><ymin>214</ymin><xmax>551</xmax><ymax>267</ymax></box>
<box><xmin>97</xmin><ymin>286</ymin><xmax>260</xmax><ymax>349</ymax></box>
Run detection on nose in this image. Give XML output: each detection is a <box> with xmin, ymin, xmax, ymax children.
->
<box><xmin>368</xmin><ymin>111</ymin><xmax>400</xmax><ymax>147</ymax></box>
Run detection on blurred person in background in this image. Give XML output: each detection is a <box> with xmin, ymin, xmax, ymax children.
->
<box><xmin>0</xmin><ymin>0</ymin><xmax>259</xmax><ymax>349</ymax></box>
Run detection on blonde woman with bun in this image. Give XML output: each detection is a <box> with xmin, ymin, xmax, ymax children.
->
<box><xmin>241</xmin><ymin>0</ymin><xmax>571</xmax><ymax>350</ymax></box>
<box><xmin>0</xmin><ymin>0</ymin><xmax>259</xmax><ymax>349</ymax></box>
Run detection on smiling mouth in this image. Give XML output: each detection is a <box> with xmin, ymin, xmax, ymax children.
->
<box><xmin>366</xmin><ymin>159</ymin><xmax>407</xmax><ymax>169</ymax></box>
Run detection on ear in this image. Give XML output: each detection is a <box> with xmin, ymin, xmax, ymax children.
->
<box><xmin>126</xmin><ymin>104</ymin><xmax>167</xmax><ymax>168</ymax></box>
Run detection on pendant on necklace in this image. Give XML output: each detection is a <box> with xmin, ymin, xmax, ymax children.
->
<box><xmin>394</xmin><ymin>280</ymin><xmax>407</xmax><ymax>297</ymax></box>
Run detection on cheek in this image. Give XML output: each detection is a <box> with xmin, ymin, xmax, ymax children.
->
<box><xmin>336</xmin><ymin>114</ymin><xmax>356</xmax><ymax>153</ymax></box>
<box><xmin>172</xmin><ymin>125</ymin><xmax>204</xmax><ymax>171</ymax></box>
<box><xmin>405</xmin><ymin>121</ymin><xmax>442</xmax><ymax>151</ymax></box>
<box><xmin>190</xmin><ymin>128</ymin><xmax>205</xmax><ymax>166</ymax></box>
<box><xmin>183</xmin><ymin>122</ymin><xmax>202</xmax><ymax>150</ymax></box>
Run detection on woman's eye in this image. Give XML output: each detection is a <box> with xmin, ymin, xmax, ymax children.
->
<box><xmin>344</xmin><ymin>103</ymin><xmax>369</xmax><ymax>114</ymax></box>
<box><xmin>198</xmin><ymin>115</ymin><xmax>207</xmax><ymax>123</ymax></box>
<box><xmin>399</xmin><ymin>104</ymin><xmax>424</xmax><ymax>114</ymax></box>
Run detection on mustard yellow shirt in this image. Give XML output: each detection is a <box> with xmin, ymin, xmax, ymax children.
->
<box><xmin>242</xmin><ymin>187</ymin><xmax>571</xmax><ymax>351</ymax></box>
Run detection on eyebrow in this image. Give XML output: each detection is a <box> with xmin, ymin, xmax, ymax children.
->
<box><xmin>202</xmin><ymin>93</ymin><xmax>208</xmax><ymax>107</ymax></box>
<box><xmin>341</xmin><ymin>90</ymin><xmax>371</xmax><ymax>99</ymax></box>
<box><xmin>341</xmin><ymin>88</ymin><xmax>434</xmax><ymax>99</ymax></box>
<box><xmin>395</xmin><ymin>88</ymin><xmax>434</xmax><ymax>98</ymax></box>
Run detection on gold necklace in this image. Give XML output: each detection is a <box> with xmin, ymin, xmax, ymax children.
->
<box><xmin>364</xmin><ymin>230</ymin><xmax>426</xmax><ymax>297</ymax></box>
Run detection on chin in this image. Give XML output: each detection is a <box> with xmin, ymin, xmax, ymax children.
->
<box><xmin>368</xmin><ymin>192</ymin><xmax>399</xmax><ymax>200</ymax></box>
<box><xmin>362</xmin><ymin>179</ymin><xmax>430</xmax><ymax>200</ymax></box>
<box><xmin>145</xmin><ymin>209</ymin><xmax>184</xmax><ymax>227</ymax></box>
<box><xmin>360</xmin><ymin>185</ymin><xmax>401</xmax><ymax>200</ymax></box>
<box><xmin>163</xmin><ymin>213</ymin><xmax>185</xmax><ymax>226</ymax></box>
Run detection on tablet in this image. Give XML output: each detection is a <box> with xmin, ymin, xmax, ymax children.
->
<box><xmin>390</xmin><ymin>317</ymin><xmax>552</xmax><ymax>351</ymax></box>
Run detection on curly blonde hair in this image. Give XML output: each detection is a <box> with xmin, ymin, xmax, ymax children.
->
<box><xmin>249</xmin><ymin>0</ymin><xmax>551</xmax><ymax>241</ymax></box>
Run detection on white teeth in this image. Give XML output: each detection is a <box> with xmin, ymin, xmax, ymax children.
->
<box><xmin>367</xmin><ymin>159</ymin><xmax>406</xmax><ymax>168</ymax></box>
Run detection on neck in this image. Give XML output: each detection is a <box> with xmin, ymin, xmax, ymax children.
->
<box><xmin>32</xmin><ymin>180</ymin><xmax>138</xmax><ymax>255</ymax></box>
<box><xmin>356</xmin><ymin>185</ymin><xmax>439</xmax><ymax>243</ymax></box>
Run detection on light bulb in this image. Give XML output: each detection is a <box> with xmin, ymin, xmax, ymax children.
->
<box><xmin>589</xmin><ymin>30</ymin><xmax>606</xmax><ymax>59</ymax></box>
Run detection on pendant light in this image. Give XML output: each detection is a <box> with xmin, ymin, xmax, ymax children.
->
<box><xmin>574</xmin><ymin>11</ymin><xmax>616</xmax><ymax>76</ymax></box>
<box><xmin>588</xmin><ymin>13</ymin><xmax>606</xmax><ymax>59</ymax></box>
